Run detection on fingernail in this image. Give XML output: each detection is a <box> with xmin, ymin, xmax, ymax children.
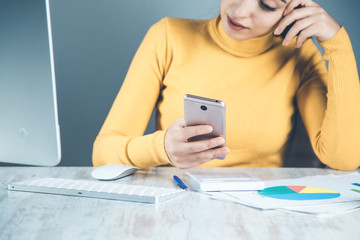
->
<box><xmin>217</xmin><ymin>138</ymin><xmax>225</xmax><ymax>145</ymax></box>
<box><xmin>274</xmin><ymin>27</ymin><xmax>279</xmax><ymax>35</ymax></box>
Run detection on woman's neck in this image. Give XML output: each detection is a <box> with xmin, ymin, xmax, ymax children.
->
<box><xmin>208</xmin><ymin>15</ymin><xmax>277</xmax><ymax>58</ymax></box>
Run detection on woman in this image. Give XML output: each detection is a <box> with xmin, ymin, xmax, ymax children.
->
<box><xmin>93</xmin><ymin>0</ymin><xmax>360</xmax><ymax>170</ymax></box>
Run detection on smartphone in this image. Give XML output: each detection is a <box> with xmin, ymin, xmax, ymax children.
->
<box><xmin>184</xmin><ymin>94</ymin><xmax>226</xmax><ymax>159</ymax></box>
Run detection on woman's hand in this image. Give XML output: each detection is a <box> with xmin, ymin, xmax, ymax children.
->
<box><xmin>164</xmin><ymin>118</ymin><xmax>230</xmax><ymax>169</ymax></box>
<box><xmin>274</xmin><ymin>0</ymin><xmax>340</xmax><ymax>48</ymax></box>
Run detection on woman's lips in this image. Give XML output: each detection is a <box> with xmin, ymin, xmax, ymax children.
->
<box><xmin>227</xmin><ymin>15</ymin><xmax>248</xmax><ymax>31</ymax></box>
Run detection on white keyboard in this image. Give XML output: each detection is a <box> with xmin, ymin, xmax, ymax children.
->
<box><xmin>8</xmin><ymin>178</ymin><xmax>186</xmax><ymax>204</ymax></box>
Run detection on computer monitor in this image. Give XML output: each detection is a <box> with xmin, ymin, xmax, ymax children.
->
<box><xmin>0</xmin><ymin>0</ymin><xmax>61</xmax><ymax>166</ymax></box>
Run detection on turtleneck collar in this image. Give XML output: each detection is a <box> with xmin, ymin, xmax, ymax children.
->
<box><xmin>208</xmin><ymin>15</ymin><xmax>277</xmax><ymax>58</ymax></box>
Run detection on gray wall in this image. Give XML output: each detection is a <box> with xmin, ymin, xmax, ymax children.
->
<box><xmin>48</xmin><ymin>0</ymin><xmax>360</xmax><ymax>166</ymax></box>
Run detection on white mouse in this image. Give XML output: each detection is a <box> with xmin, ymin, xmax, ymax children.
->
<box><xmin>91</xmin><ymin>164</ymin><xmax>138</xmax><ymax>181</ymax></box>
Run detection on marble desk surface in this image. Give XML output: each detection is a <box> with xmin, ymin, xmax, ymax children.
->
<box><xmin>0</xmin><ymin>167</ymin><xmax>359</xmax><ymax>240</ymax></box>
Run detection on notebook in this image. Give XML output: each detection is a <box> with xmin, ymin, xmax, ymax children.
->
<box><xmin>186</xmin><ymin>172</ymin><xmax>264</xmax><ymax>192</ymax></box>
<box><xmin>8</xmin><ymin>178</ymin><xmax>186</xmax><ymax>204</ymax></box>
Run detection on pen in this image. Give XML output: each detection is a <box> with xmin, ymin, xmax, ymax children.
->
<box><xmin>173</xmin><ymin>175</ymin><xmax>188</xmax><ymax>190</ymax></box>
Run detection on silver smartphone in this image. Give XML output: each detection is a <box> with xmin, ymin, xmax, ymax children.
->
<box><xmin>184</xmin><ymin>94</ymin><xmax>226</xmax><ymax>159</ymax></box>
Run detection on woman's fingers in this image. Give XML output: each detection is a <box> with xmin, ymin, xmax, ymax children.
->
<box><xmin>295</xmin><ymin>24</ymin><xmax>318</xmax><ymax>48</ymax></box>
<box><xmin>176</xmin><ymin>147</ymin><xmax>230</xmax><ymax>169</ymax></box>
<box><xmin>172</xmin><ymin>117</ymin><xmax>186</xmax><ymax>129</ymax></box>
<box><xmin>275</xmin><ymin>0</ymin><xmax>340</xmax><ymax>46</ymax></box>
<box><xmin>282</xmin><ymin>17</ymin><xmax>315</xmax><ymax>46</ymax></box>
<box><xmin>275</xmin><ymin>6</ymin><xmax>318</xmax><ymax>36</ymax></box>
<box><xmin>171</xmin><ymin>117</ymin><xmax>214</xmax><ymax>142</ymax></box>
<box><xmin>181</xmin><ymin>124</ymin><xmax>213</xmax><ymax>141</ymax></box>
<box><xmin>283</xmin><ymin>0</ymin><xmax>318</xmax><ymax>16</ymax></box>
<box><xmin>164</xmin><ymin>117</ymin><xmax>230</xmax><ymax>169</ymax></box>
<box><xmin>182</xmin><ymin>137</ymin><xmax>225</xmax><ymax>154</ymax></box>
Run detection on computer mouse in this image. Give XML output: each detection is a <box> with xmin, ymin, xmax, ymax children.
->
<box><xmin>91</xmin><ymin>164</ymin><xmax>138</xmax><ymax>181</ymax></box>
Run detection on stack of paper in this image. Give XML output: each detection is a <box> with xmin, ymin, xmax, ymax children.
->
<box><xmin>186</xmin><ymin>172</ymin><xmax>264</xmax><ymax>191</ymax></box>
<box><xmin>206</xmin><ymin>172</ymin><xmax>360</xmax><ymax>217</ymax></box>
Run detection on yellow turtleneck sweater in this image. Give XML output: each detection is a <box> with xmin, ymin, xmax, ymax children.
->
<box><xmin>93</xmin><ymin>16</ymin><xmax>360</xmax><ymax>171</ymax></box>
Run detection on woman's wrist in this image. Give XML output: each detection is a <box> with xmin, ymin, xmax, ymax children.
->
<box><xmin>319</xmin><ymin>27</ymin><xmax>353</xmax><ymax>55</ymax></box>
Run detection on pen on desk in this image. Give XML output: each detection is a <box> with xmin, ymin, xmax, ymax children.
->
<box><xmin>173</xmin><ymin>175</ymin><xmax>188</xmax><ymax>190</ymax></box>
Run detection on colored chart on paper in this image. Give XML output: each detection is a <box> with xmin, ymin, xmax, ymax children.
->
<box><xmin>351</xmin><ymin>183</ymin><xmax>360</xmax><ymax>194</ymax></box>
<box><xmin>258</xmin><ymin>186</ymin><xmax>340</xmax><ymax>200</ymax></box>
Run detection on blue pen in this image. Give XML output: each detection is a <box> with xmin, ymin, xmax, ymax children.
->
<box><xmin>173</xmin><ymin>175</ymin><xmax>188</xmax><ymax>190</ymax></box>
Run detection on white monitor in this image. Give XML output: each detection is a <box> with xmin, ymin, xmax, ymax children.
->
<box><xmin>0</xmin><ymin>0</ymin><xmax>61</xmax><ymax>166</ymax></box>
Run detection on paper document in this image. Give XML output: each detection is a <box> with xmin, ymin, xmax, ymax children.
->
<box><xmin>206</xmin><ymin>172</ymin><xmax>360</xmax><ymax>216</ymax></box>
<box><xmin>186</xmin><ymin>171</ymin><xmax>264</xmax><ymax>191</ymax></box>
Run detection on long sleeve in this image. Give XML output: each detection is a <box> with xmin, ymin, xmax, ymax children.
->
<box><xmin>92</xmin><ymin>19</ymin><xmax>172</xmax><ymax>169</ymax></box>
<box><xmin>93</xmin><ymin>16</ymin><xmax>360</xmax><ymax>169</ymax></box>
<box><xmin>296</xmin><ymin>27</ymin><xmax>360</xmax><ymax>171</ymax></box>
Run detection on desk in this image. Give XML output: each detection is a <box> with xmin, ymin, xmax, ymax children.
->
<box><xmin>0</xmin><ymin>167</ymin><xmax>359</xmax><ymax>240</ymax></box>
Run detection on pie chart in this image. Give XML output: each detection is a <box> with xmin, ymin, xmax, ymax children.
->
<box><xmin>258</xmin><ymin>186</ymin><xmax>340</xmax><ymax>200</ymax></box>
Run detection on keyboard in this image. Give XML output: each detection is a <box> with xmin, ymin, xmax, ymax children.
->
<box><xmin>8</xmin><ymin>178</ymin><xmax>186</xmax><ymax>204</ymax></box>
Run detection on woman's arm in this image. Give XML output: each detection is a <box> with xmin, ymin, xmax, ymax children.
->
<box><xmin>92</xmin><ymin>19</ymin><xmax>172</xmax><ymax>169</ymax></box>
<box><xmin>276</xmin><ymin>0</ymin><xmax>360</xmax><ymax>170</ymax></box>
<box><xmin>297</xmin><ymin>28</ymin><xmax>360</xmax><ymax>170</ymax></box>
<box><xmin>93</xmin><ymin>18</ymin><xmax>230</xmax><ymax>169</ymax></box>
